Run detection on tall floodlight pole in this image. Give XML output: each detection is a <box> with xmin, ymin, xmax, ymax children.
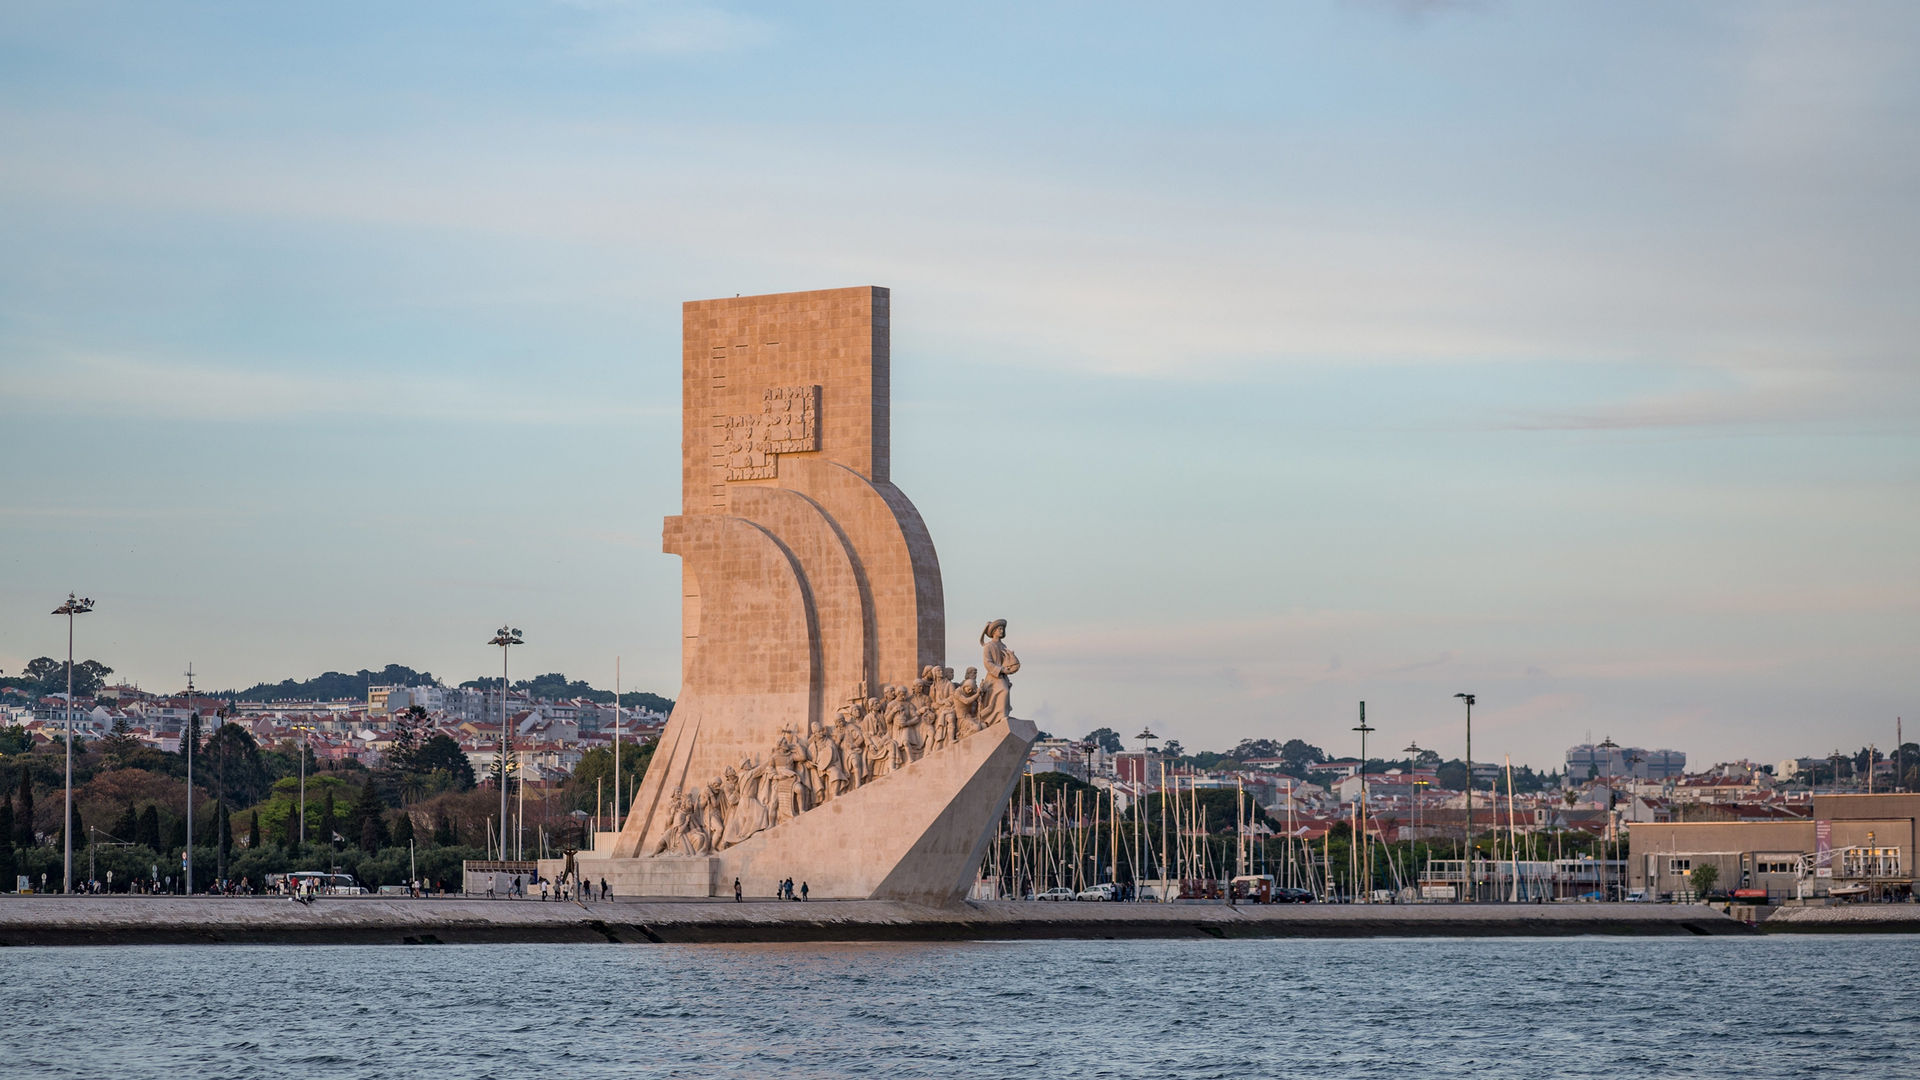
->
<box><xmin>1597</xmin><ymin>735</ymin><xmax>1619</xmax><ymax>901</ymax></box>
<box><xmin>52</xmin><ymin>594</ymin><xmax>94</xmax><ymax>893</ymax></box>
<box><xmin>490</xmin><ymin>626</ymin><xmax>524</xmax><ymax>864</ymax></box>
<box><xmin>613</xmin><ymin>657</ymin><xmax>622</xmax><ymax>833</ymax></box>
<box><xmin>184</xmin><ymin>663</ymin><xmax>198</xmax><ymax>894</ymax></box>
<box><xmin>1405</xmin><ymin>739</ymin><xmax>1423</xmax><ymax>895</ymax></box>
<box><xmin>1353</xmin><ymin>702</ymin><xmax>1374</xmax><ymax>902</ymax></box>
<box><xmin>1136</xmin><ymin>726</ymin><xmax>1157</xmax><ymax>902</ymax></box>
<box><xmin>1454</xmin><ymin>693</ymin><xmax>1475</xmax><ymax>902</ymax></box>
<box><xmin>292</xmin><ymin>724</ymin><xmax>316</xmax><ymax>850</ymax></box>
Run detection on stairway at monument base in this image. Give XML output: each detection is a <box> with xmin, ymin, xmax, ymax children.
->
<box><xmin>558</xmin><ymin>718</ymin><xmax>1035</xmax><ymax>903</ymax></box>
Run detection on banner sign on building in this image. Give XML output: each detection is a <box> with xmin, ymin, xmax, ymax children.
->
<box><xmin>1814</xmin><ymin>820</ymin><xmax>1833</xmax><ymax>878</ymax></box>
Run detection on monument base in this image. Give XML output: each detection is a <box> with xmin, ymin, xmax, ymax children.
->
<box><xmin>552</xmin><ymin>718</ymin><xmax>1036</xmax><ymax>903</ymax></box>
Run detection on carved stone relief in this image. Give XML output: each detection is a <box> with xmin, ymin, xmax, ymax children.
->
<box><xmin>724</xmin><ymin>385</ymin><xmax>821</xmax><ymax>481</ymax></box>
<box><xmin>647</xmin><ymin>629</ymin><xmax>1017</xmax><ymax>858</ymax></box>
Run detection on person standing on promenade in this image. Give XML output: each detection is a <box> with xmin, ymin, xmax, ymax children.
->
<box><xmin>800</xmin><ymin>881</ymin><xmax>809</xmax><ymax>902</ymax></box>
<box><xmin>734</xmin><ymin>877</ymin><xmax>742</xmax><ymax>903</ymax></box>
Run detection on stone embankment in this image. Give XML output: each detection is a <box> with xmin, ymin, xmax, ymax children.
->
<box><xmin>1762</xmin><ymin>904</ymin><xmax>1920</xmax><ymax>933</ymax></box>
<box><xmin>0</xmin><ymin>897</ymin><xmax>1749</xmax><ymax>946</ymax></box>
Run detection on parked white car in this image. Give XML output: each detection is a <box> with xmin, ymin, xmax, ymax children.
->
<box><xmin>1076</xmin><ymin>884</ymin><xmax>1116</xmax><ymax>901</ymax></box>
<box><xmin>1034</xmin><ymin>887</ymin><xmax>1078</xmax><ymax>901</ymax></box>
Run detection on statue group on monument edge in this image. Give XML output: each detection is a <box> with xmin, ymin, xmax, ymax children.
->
<box><xmin>651</xmin><ymin>620</ymin><xmax>1021</xmax><ymax>858</ymax></box>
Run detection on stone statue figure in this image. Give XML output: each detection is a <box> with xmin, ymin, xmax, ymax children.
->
<box><xmin>807</xmin><ymin>717</ymin><xmax>849</xmax><ymax>801</ymax></box>
<box><xmin>864</xmin><ymin>696</ymin><xmax>894</xmax><ymax>779</ymax></box>
<box><xmin>836</xmin><ymin>706</ymin><xmax>869</xmax><ymax>789</ymax></box>
<box><xmin>723</xmin><ymin>758</ymin><xmax>773</xmax><ymax>846</ymax></box>
<box><xmin>680</xmin><ymin>789</ymin><xmax>712</xmax><ymax>856</ymax></box>
<box><xmin>933</xmin><ymin>667</ymin><xmax>960</xmax><ymax>748</ymax></box>
<box><xmin>703</xmin><ymin>778</ymin><xmax>728</xmax><ymax>845</ymax></box>
<box><xmin>885</xmin><ymin>686</ymin><xmax>921</xmax><ymax>766</ymax></box>
<box><xmin>980</xmin><ymin>619</ymin><xmax>1019</xmax><ymax>727</ymax></box>
<box><xmin>955</xmin><ymin>667</ymin><xmax>982</xmax><ymax>732</ymax></box>
<box><xmin>769</xmin><ymin>733</ymin><xmax>805</xmax><ymax>825</ymax></box>
<box><xmin>653</xmin><ymin>793</ymin><xmax>688</xmax><ymax>856</ymax></box>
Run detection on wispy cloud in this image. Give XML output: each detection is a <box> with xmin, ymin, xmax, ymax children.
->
<box><xmin>0</xmin><ymin>352</ymin><xmax>668</xmax><ymax>424</ymax></box>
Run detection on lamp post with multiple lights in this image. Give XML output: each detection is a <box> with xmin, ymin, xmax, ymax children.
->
<box><xmin>490</xmin><ymin>626</ymin><xmax>524</xmax><ymax>862</ymax></box>
<box><xmin>291</xmin><ymin>724</ymin><xmax>317</xmax><ymax>851</ymax></box>
<box><xmin>51</xmin><ymin>593</ymin><xmax>94</xmax><ymax>893</ymax></box>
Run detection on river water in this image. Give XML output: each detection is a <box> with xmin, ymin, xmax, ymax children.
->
<box><xmin>4</xmin><ymin>936</ymin><xmax>1915</xmax><ymax>1078</ymax></box>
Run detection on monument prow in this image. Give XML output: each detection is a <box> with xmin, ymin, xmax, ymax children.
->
<box><xmin>574</xmin><ymin>287</ymin><xmax>1035</xmax><ymax>902</ymax></box>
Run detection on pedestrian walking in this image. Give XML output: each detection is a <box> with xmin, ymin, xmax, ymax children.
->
<box><xmin>800</xmin><ymin>881</ymin><xmax>809</xmax><ymax>902</ymax></box>
<box><xmin>734</xmin><ymin>877</ymin><xmax>742</xmax><ymax>903</ymax></box>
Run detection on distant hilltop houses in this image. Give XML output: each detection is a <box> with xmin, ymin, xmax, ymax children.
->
<box><xmin>1014</xmin><ymin>734</ymin><xmax>1894</xmax><ymax>854</ymax></box>
<box><xmin>0</xmin><ymin>675</ymin><xmax>670</xmax><ymax>788</ymax></box>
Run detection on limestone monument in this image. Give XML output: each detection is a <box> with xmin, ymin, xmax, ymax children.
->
<box><xmin>570</xmin><ymin>286</ymin><xmax>1036</xmax><ymax>903</ymax></box>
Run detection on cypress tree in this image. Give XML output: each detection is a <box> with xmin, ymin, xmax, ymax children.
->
<box><xmin>433</xmin><ymin>810</ymin><xmax>456</xmax><ymax>847</ymax></box>
<box><xmin>0</xmin><ymin>797</ymin><xmax>14</xmax><ymax>889</ymax></box>
<box><xmin>113</xmin><ymin>803</ymin><xmax>138</xmax><ymax>842</ymax></box>
<box><xmin>217</xmin><ymin>803</ymin><xmax>231</xmax><ymax>861</ymax></box>
<box><xmin>69</xmin><ymin>805</ymin><xmax>86</xmax><ymax>850</ymax></box>
<box><xmin>318</xmin><ymin>790</ymin><xmax>336</xmax><ymax>848</ymax></box>
<box><xmin>136</xmin><ymin>805</ymin><xmax>161</xmax><ymax>850</ymax></box>
<box><xmin>247</xmin><ymin>811</ymin><xmax>261</xmax><ymax>850</ymax></box>
<box><xmin>351</xmin><ymin>779</ymin><xmax>389</xmax><ymax>853</ymax></box>
<box><xmin>393</xmin><ymin>810</ymin><xmax>414</xmax><ymax>848</ymax></box>
<box><xmin>13</xmin><ymin>770</ymin><xmax>32</xmax><ymax>849</ymax></box>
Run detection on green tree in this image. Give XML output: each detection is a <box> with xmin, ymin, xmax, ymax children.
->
<box><xmin>433</xmin><ymin>810</ymin><xmax>457</xmax><ymax>847</ymax></box>
<box><xmin>136</xmin><ymin>805</ymin><xmax>161</xmax><ymax>850</ymax></box>
<box><xmin>100</xmin><ymin>718</ymin><xmax>141</xmax><ymax>767</ymax></box>
<box><xmin>393</xmin><ymin>810</ymin><xmax>414</xmax><ymax>848</ymax></box>
<box><xmin>13</xmin><ymin>770</ymin><xmax>32</xmax><ymax>849</ymax></box>
<box><xmin>349</xmin><ymin>779</ymin><xmax>389</xmax><ymax>853</ymax></box>
<box><xmin>0</xmin><ymin>796</ymin><xmax>14</xmax><ymax>888</ymax></box>
<box><xmin>247</xmin><ymin>811</ymin><xmax>261</xmax><ymax>850</ymax></box>
<box><xmin>0</xmin><ymin>726</ymin><xmax>29</xmax><ymax>755</ymax></box>
<box><xmin>1690</xmin><ymin>863</ymin><xmax>1720</xmax><ymax>898</ymax></box>
<box><xmin>412</xmin><ymin>735</ymin><xmax>476</xmax><ymax>792</ymax></box>
<box><xmin>564</xmin><ymin>740</ymin><xmax>655</xmax><ymax>813</ymax></box>
<box><xmin>1086</xmin><ymin>727</ymin><xmax>1125</xmax><ymax>754</ymax></box>
<box><xmin>112</xmin><ymin>803</ymin><xmax>138</xmax><ymax>843</ymax></box>
<box><xmin>318</xmin><ymin>790</ymin><xmax>337</xmax><ymax>849</ymax></box>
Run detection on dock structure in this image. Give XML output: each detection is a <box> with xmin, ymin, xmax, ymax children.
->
<box><xmin>0</xmin><ymin>897</ymin><xmax>1754</xmax><ymax>946</ymax></box>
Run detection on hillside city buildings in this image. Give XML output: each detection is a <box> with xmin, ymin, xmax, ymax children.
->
<box><xmin>3</xmin><ymin>680</ymin><xmax>1907</xmax><ymax>903</ymax></box>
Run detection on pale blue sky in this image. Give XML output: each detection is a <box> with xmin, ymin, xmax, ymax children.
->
<box><xmin>2</xmin><ymin>1</ymin><xmax>1915</xmax><ymax>768</ymax></box>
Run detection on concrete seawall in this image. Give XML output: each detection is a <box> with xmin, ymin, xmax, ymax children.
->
<box><xmin>0</xmin><ymin>898</ymin><xmax>1749</xmax><ymax>946</ymax></box>
<box><xmin>1762</xmin><ymin>905</ymin><xmax>1920</xmax><ymax>933</ymax></box>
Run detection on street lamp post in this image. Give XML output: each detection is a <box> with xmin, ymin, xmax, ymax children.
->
<box><xmin>1597</xmin><ymin>735</ymin><xmax>1619</xmax><ymax>901</ymax></box>
<box><xmin>1135</xmin><ymin>727</ymin><xmax>1157</xmax><ymax>902</ymax></box>
<box><xmin>1405</xmin><ymin>739</ymin><xmax>1423</xmax><ymax>897</ymax></box>
<box><xmin>490</xmin><ymin>626</ymin><xmax>524</xmax><ymax>864</ymax></box>
<box><xmin>292</xmin><ymin>724</ymin><xmax>316</xmax><ymax>851</ymax></box>
<box><xmin>184</xmin><ymin>663</ymin><xmax>198</xmax><ymax>895</ymax></box>
<box><xmin>1454</xmin><ymin>693</ymin><xmax>1475</xmax><ymax>901</ymax></box>
<box><xmin>1353</xmin><ymin>702</ymin><xmax>1374</xmax><ymax>902</ymax></box>
<box><xmin>51</xmin><ymin>593</ymin><xmax>94</xmax><ymax>893</ymax></box>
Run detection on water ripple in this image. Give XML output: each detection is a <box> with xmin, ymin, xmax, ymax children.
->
<box><xmin>1</xmin><ymin>936</ymin><xmax>1916</xmax><ymax>1078</ymax></box>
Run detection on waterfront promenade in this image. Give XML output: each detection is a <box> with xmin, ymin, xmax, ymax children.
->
<box><xmin>0</xmin><ymin>896</ymin><xmax>1758</xmax><ymax>946</ymax></box>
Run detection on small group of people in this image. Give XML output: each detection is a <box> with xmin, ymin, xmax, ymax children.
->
<box><xmin>536</xmin><ymin>875</ymin><xmax>612</xmax><ymax>902</ymax></box>
<box><xmin>778</xmin><ymin>877</ymin><xmax>808</xmax><ymax>901</ymax></box>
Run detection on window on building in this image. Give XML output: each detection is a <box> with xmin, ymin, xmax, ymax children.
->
<box><xmin>1756</xmin><ymin>858</ymin><xmax>1797</xmax><ymax>875</ymax></box>
<box><xmin>1668</xmin><ymin>858</ymin><xmax>1691</xmax><ymax>874</ymax></box>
